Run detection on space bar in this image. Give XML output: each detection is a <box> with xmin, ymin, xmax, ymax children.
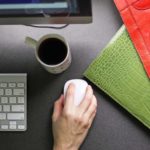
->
<box><xmin>7</xmin><ymin>113</ymin><xmax>24</xmax><ymax>120</ymax></box>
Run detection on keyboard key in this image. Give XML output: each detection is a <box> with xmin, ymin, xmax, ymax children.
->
<box><xmin>18</xmin><ymin>125</ymin><xmax>25</xmax><ymax>130</ymax></box>
<box><xmin>1</xmin><ymin>97</ymin><xmax>8</xmax><ymax>103</ymax></box>
<box><xmin>5</xmin><ymin>89</ymin><xmax>12</xmax><ymax>96</ymax></box>
<box><xmin>7</xmin><ymin>113</ymin><xmax>24</xmax><ymax>120</ymax></box>
<box><xmin>9</xmin><ymin>121</ymin><xmax>16</xmax><ymax>125</ymax></box>
<box><xmin>1</xmin><ymin>125</ymin><xmax>8</xmax><ymax>129</ymax></box>
<box><xmin>0</xmin><ymin>105</ymin><xmax>2</xmax><ymax>111</ymax></box>
<box><xmin>0</xmin><ymin>89</ymin><xmax>4</xmax><ymax>95</ymax></box>
<box><xmin>17</xmin><ymin>83</ymin><xmax>25</xmax><ymax>88</ymax></box>
<box><xmin>8</xmin><ymin>83</ymin><xmax>16</xmax><ymax>88</ymax></box>
<box><xmin>18</xmin><ymin>97</ymin><xmax>24</xmax><ymax>104</ymax></box>
<box><xmin>9</xmin><ymin>124</ymin><xmax>16</xmax><ymax>129</ymax></box>
<box><xmin>13</xmin><ymin>89</ymin><xmax>24</xmax><ymax>95</ymax></box>
<box><xmin>9</xmin><ymin>97</ymin><xmax>16</xmax><ymax>103</ymax></box>
<box><xmin>0</xmin><ymin>83</ymin><xmax>7</xmax><ymax>88</ymax></box>
<box><xmin>12</xmin><ymin>105</ymin><xmax>24</xmax><ymax>112</ymax></box>
<box><xmin>0</xmin><ymin>113</ymin><xmax>6</xmax><ymax>120</ymax></box>
<box><xmin>3</xmin><ymin>105</ymin><xmax>10</xmax><ymax>112</ymax></box>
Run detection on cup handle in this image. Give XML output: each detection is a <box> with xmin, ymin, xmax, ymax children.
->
<box><xmin>25</xmin><ymin>37</ymin><xmax>37</xmax><ymax>49</ymax></box>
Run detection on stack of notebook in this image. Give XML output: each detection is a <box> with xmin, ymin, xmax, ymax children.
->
<box><xmin>84</xmin><ymin>25</ymin><xmax>150</xmax><ymax>129</ymax></box>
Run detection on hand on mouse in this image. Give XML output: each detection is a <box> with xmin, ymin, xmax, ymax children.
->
<box><xmin>52</xmin><ymin>83</ymin><xmax>97</xmax><ymax>150</ymax></box>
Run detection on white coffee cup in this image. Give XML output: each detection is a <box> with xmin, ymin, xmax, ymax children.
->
<box><xmin>25</xmin><ymin>34</ymin><xmax>71</xmax><ymax>74</ymax></box>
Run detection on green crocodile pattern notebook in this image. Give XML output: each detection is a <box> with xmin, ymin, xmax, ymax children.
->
<box><xmin>84</xmin><ymin>25</ymin><xmax>150</xmax><ymax>129</ymax></box>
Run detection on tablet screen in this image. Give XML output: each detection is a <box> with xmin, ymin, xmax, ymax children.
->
<box><xmin>0</xmin><ymin>0</ymin><xmax>39</xmax><ymax>4</ymax></box>
<box><xmin>0</xmin><ymin>0</ymin><xmax>78</xmax><ymax>15</ymax></box>
<box><xmin>0</xmin><ymin>0</ymin><xmax>91</xmax><ymax>24</ymax></box>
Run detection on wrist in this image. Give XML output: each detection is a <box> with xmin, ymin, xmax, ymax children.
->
<box><xmin>53</xmin><ymin>144</ymin><xmax>78</xmax><ymax>150</ymax></box>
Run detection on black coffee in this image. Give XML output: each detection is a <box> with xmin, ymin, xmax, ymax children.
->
<box><xmin>38</xmin><ymin>38</ymin><xmax>67</xmax><ymax>65</ymax></box>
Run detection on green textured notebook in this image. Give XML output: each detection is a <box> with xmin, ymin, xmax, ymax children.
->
<box><xmin>84</xmin><ymin>25</ymin><xmax>150</xmax><ymax>129</ymax></box>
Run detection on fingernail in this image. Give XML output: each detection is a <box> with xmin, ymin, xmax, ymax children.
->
<box><xmin>69</xmin><ymin>82</ymin><xmax>73</xmax><ymax>86</ymax></box>
<box><xmin>89</xmin><ymin>85</ymin><xmax>92</xmax><ymax>89</ymax></box>
<box><xmin>87</xmin><ymin>85</ymin><xmax>91</xmax><ymax>89</ymax></box>
<box><xmin>59</xmin><ymin>94</ymin><xmax>63</xmax><ymax>99</ymax></box>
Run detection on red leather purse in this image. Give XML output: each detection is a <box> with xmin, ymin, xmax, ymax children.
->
<box><xmin>114</xmin><ymin>0</ymin><xmax>150</xmax><ymax>77</ymax></box>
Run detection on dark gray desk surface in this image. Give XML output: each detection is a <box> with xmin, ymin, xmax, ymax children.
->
<box><xmin>0</xmin><ymin>0</ymin><xmax>150</xmax><ymax>150</ymax></box>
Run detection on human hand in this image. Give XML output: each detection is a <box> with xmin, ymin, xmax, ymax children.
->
<box><xmin>52</xmin><ymin>83</ymin><xmax>97</xmax><ymax>150</ymax></box>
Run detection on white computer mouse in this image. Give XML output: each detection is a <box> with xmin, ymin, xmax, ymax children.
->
<box><xmin>64</xmin><ymin>79</ymin><xmax>88</xmax><ymax>106</ymax></box>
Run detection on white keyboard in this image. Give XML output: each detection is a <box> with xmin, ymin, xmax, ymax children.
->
<box><xmin>0</xmin><ymin>74</ymin><xmax>27</xmax><ymax>131</ymax></box>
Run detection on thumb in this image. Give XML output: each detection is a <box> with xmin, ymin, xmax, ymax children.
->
<box><xmin>52</xmin><ymin>95</ymin><xmax>64</xmax><ymax>121</ymax></box>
